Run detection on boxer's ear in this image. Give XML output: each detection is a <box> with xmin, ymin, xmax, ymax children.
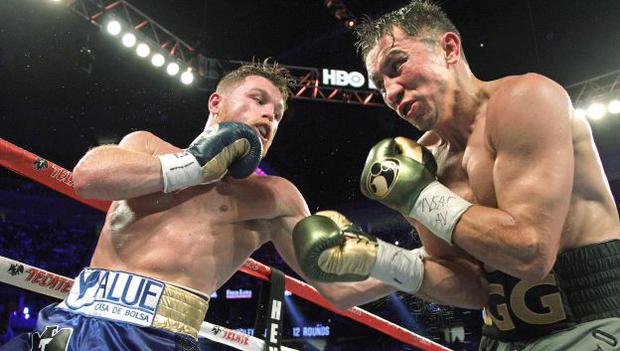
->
<box><xmin>208</xmin><ymin>92</ymin><xmax>222</xmax><ymax>115</ymax></box>
<box><xmin>441</xmin><ymin>32</ymin><xmax>461</xmax><ymax>65</ymax></box>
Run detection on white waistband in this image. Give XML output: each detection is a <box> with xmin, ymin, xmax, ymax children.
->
<box><xmin>58</xmin><ymin>268</ymin><xmax>209</xmax><ymax>337</ymax></box>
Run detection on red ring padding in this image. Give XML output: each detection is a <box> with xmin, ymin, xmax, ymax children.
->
<box><xmin>0</xmin><ymin>137</ymin><xmax>451</xmax><ymax>351</ymax></box>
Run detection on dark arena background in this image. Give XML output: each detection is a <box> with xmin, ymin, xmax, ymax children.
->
<box><xmin>1</xmin><ymin>0</ymin><xmax>619</xmax><ymax>350</ymax></box>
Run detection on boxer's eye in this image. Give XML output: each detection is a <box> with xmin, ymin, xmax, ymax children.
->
<box><xmin>383</xmin><ymin>54</ymin><xmax>406</xmax><ymax>77</ymax></box>
<box><xmin>389</xmin><ymin>57</ymin><xmax>406</xmax><ymax>77</ymax></box>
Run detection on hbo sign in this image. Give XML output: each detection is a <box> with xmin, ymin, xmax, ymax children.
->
<box><xmin>322</xmin><ymin>69</ymin><xmax>376</xmax><ymax>89</ymax></box>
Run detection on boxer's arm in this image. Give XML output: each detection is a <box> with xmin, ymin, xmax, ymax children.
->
<box><xmin>408</xmin><ymin>218</ymin><xmax>489</xmax><ymax>308</ymax></box>
<box><xmin>272</xmin><ymin>217</ymin><xmax>396</xmax><ymax>309</ymax></box>
<box><xmin>451</xmin><ymin>74</ymin><xmax>573</xmax><ymax>282</ymax></box>
<box><xmin>415</xmin><ymin>254</ymin><xmax>488</xmax><ymax>309</ymax></box>
<box><xmin>74</xmin><ymin>123</ymin><xmax>260</xmax><ymax>200</ymax></box>
<box><xmin>73</xmin><ymin>131</ymin><xmax>169</xmax><ymax>200</ymax></box>
<box><xmin>264</xmin><ymin>178</ymin><xmax>394</xmax><ymax>309</ymax></box>
<box><xmin>270</xmin><ymin>180</ymin><xmax>487</xmax><ymax>309</ymax></box>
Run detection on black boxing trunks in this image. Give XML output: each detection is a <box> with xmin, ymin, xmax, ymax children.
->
<box><xmin>481</xmin><ymin>239</ymin><xmax>620</xmax><ymax>343</ymax></box>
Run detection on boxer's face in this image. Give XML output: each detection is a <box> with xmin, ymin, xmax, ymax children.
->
<box><xmin>210</xmin><ymin>75</ymin><xmax>285</xmax><ymax>156</ymax></box>
<box><xmin>365</xmin><ymin>26</ymin><xmax>450</xmax><ymax>132</ymax></box>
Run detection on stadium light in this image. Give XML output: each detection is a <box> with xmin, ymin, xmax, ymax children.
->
<box><xmin>151</xmin><ymin>53</ymin><xmax>165</xmax><ymax>67</ymax></box>
<box><xmin>181</xmin><ymin>69</ymin><xmax>195</xmax><ymax>85</ymax></box>
<box><xmin>166</xmin><ymin>62</ymin><xmax>180</xmax><ymax>76</ymax></box>
<box><xmin>136</xmin><ymin>43</ymin><xmax>150</xmax><ymax>58</ymax></box>
<box><xmin>121</xmin><ymin>32</ymin><xmax>136</xmax><ymax>48</ymax></box>
<box><xmin>574</xmin><ymin>108</ymin><xmax>587</xmax><ymax>119</ymax></box>
<box><xmin>586</xmin><ymin>102</ymin><xmax>606</xmax><ymax>120</ymax></box>
<box><xmin>608</xmin><ymin>99</ymin><xmax>620</xmax><ymax>114</ymax></box>
<box><xmin>105</xmin><ymin>20</ymin><xmax>121</xmax><ymax>36</ymax></box>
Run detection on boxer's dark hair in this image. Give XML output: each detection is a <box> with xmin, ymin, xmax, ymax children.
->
<box><xmin>217</xmin><ymin>59</ymin><xmax>292</xmax><ymax>109</ymax></box>
<box><xmin>355</xmin><ymin>0</ymin><xmax>464</xmax><ymax>60</ymax></box>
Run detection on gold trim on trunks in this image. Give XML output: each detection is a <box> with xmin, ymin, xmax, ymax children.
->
<box><xmin>152</xmin><ymin>283</ymin><xmax>209</xmax><ymax>338</ymax></box>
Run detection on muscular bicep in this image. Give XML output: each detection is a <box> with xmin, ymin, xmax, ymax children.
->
<box><xmin>490</xmin><ymin>75</ymin><xmax>574</xmax><ymax>244</ymax></box>
<box><xmin>117</xmin><ymin>130</ymin><xmax>177</xmax><ymax>156</ymax></box>
<box><xmin>73</xmin><ymin>131</ymin><xmax>177</xmax><ymax>200</ymax></box>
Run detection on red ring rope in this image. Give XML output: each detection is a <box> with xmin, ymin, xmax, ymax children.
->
<box><xmin>0</xmin><ymin>137</ymin><xmax>451</xmax><ymax>351</ymax></box>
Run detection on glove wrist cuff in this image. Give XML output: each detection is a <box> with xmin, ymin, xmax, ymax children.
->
<box><xmin>158</xmin><ymin>152</ymin><xmax>204</xmax><ymax>193</ymax></box>
<box><xmin>370</xmin><ymin>239</ymin><xmax>425</xmax><ymax>294</ymax></box>
<box><xmin>409</xmin><ymin>181</ymin><xmax>472</xmax><ymax>245</ymax></box>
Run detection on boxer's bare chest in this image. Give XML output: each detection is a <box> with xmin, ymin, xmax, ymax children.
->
<box><xmin>96</xmin><ymin>177</ymin><xmax>281</xmax><ymax>285</ymax></box>
<box><xmin>433</xmin><ymin>118</ymin><xmax>497</xmax><ymax>208</ymax></box>
<box><xmin>104</xmin><ymin>177</ymin><xmax>279</xmax><ymax>250</ymax></box>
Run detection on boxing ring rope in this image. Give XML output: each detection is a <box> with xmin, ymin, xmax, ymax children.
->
<box><xmin>0</xmin><ymin>138</ymin><xmax>451</xmax><ymax>351</ymax></box>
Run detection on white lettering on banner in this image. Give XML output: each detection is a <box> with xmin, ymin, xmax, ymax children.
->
<box><xmin>269</xmin><ymin>324</ymin><xmax>279</xmax><ymax>343</ymax></box>
<box><xmin>337</xmin><ymin>71</ymin><xmax>349</xmax><ymax>86</ymax></box>
<box><xmin>347</xmin><ymin>71</ymin><xmax>365</xmax><ymax>88</ymax></box>
<box><xmin>266</xmin><ymin>298</ymin><xmax>282</xmax><ymax>347</ymax></box>
<box><xmin>270</xmin><ymin>299</ymin><xmax>282</xmax><ymax>320</ymax></box>
<box><xmin>321</xmin><ymin>69</ymin><xmax>368</xmax><ymax>88</ymax></box>
<box><xmin>63</xmin><ymin>269</ymin><xmax>164</xmax><ymax>327</ymax></box>
<box><xmin>322</xmin><ymin>69</ymin><xmax>337</xmax><ymax>85</ymax></box>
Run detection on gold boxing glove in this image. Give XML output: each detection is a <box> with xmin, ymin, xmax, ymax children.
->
<box><xmin>293</xmin><ymin>210</ymin><xmax>426</xmax><ymax>293</ymax></box>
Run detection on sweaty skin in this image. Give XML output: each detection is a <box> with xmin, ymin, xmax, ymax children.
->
<box><xmin>74</xmin><ymin>76</ymin><xmax>293</xmax><ymax>296</ymax></box>
<box><xmin>365</xmin><ymin>26</ymin><xmax>619</xmax><ymax>302</ymax></box>
<box><xmin>73</xmin><ymin>75</ymin><xmax>404</xmax><ymax>309</ymax></box>
<box><xmin>73</xmin><ymin>74</ymin><xmax>488</xmax><ymax>310</ymax></box>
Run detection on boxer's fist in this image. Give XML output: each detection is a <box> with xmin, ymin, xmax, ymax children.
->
<box><xmin>361</xmin><ymin>137</ymin><xmax>472</xmax><ymax>244</ymax></box>
<box><xmin>360</xmin><ymin>137</ymin><xmax>437</xmax><ymax>215</ymax></box>
<box><xmin>187</xmin><ymin>122</ymin><xmax>262</xmax><ymax>181</ymax></box>
<box><xmin>293</xmin><ymin>210</ymin><xmax>427</xmax><ymax>293</ymax></box>
<box><xmin>159</xmin><ymin>121</ymin><xmax>262</xmax><ymax>192</ymax></box>
<box><xmin>293</xmin><ymin>211</ymin><xmax>378</xmax><ymax>282</ymax></box>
